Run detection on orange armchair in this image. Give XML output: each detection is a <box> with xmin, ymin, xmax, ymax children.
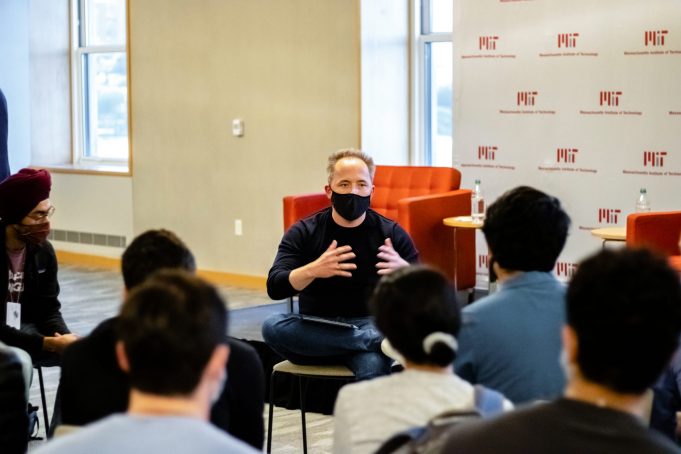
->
<box><xmin>626</xmin><ymin>211</ymin><xmax>681</xmax><ymax>257</ymax></box>
<box><xmin>282</xmin><ymin>165</ymin><xmax>475</xmax><ymax>289</ymax></box>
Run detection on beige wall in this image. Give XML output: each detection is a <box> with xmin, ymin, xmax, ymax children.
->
<box><xmin>49</xmin><ymin>173</ymin><xmax>134</xmax><ymax>259</ymax></box>
<box><xmin>129</xmin><ymin>0</ymin><xmax>360</xmax><ymax>276</ymax></box>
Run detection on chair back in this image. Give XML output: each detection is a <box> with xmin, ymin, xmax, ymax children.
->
<box><xmin>283</xmin><ymin>193</ymin><xmax>331</xmax><ymax>231</ymax></box>
<box><xmin>626</xmin><ymin>211</ymin><xmax>681</xmax><ymax>256</ymax></box>
<box><xmin>283</xmin><ymin>165</ymin><xmax>461</xmax><ymax>229</ymax></box>
<box><xmin>371</xmin><ymin>166</ymin><xmax>461</xmax><ymax>220</ymax></box>
<box><xmin>281</xmin><ymin>164</ymin><xmax>473</xmax><ymax>289</ymax></box>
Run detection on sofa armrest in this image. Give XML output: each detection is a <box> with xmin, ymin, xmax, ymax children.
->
<box><xmin>626</xmin><ymin>211</ymin><xmax>681</xmax><ymax>256</ymax></box>
<box><xmin>670</xmin><ymin>256</ymin><xmax>681</xmax><ymax>274</ymax></box>
<box><xmin>283</xmin><ymin>193</ymin><xmax>330</xmax><ymax>231</ymax></box>
<box><xmin>397</xmin><ymin>190</ymin><xmax>475</xmax><ymax>288</ymax></box>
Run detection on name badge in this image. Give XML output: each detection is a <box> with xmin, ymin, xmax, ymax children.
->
<box><xmin>6</xmin><ymin>302</ymin><xmax>20</xmax><ymax>329</ymax></box>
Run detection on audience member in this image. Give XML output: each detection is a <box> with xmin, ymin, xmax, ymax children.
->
<box><xmin>333</xmin><ymin>266</ymin><xmax>511</xmax><ymax>454</ymax></box>
<box><xmin>441</xmin><ymin>248</ymin><xmax>681</xmax><ymax>454</ymax></box>
<box><xmin>262</xmin><ymin>149</ymin><xmax>418</xmax><ymax>379</ymax></box>
<box><xmin>36</xmin><ymin>271</ymin><xmax>257</xmax><ymax>453</ymax></box>
<box><xmin>650</xmin><ymin>232</ymin><xmax>681</xmax><ymax>442</ymax></box>
<box><xmin>0</xmin><ymin>168</ymin><xmax>77</xmax><ymax>363</ymax></box>
<box><xmin>0</xmin><ymin>341</ymin><xmax>28</xmax><ymax>454</ymax></box>
<box><xmin>454</xmin><ymin>186</ymin><xmax>570</xmax><ymax>403</ymax></box>
<box><xmin>651</xmin><ymin>349</ymin><xmax>681</xmax><ymax>444</ymax></box>
<box><xmin>58</xmin><ymin>230</ymin><xmax>265</xmax><ymax>448</ymax></box>
<box><xmin>0</xmin><ymin>88</ymin><xmax>10</xmax><ymax>180</ymax></box>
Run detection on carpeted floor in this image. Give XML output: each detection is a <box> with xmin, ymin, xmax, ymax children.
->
<box><xmin>27</xmin><ymin>264</ymin><xmax>334</xmax><ymax>453</ymax></box>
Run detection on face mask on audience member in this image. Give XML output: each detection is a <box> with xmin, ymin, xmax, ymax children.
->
<box><xmin>331</xmin><ymin>192</ymin><xmax>371</xmax><ymax>222</ymax></box>
<box><xmin>15</xmin><ymin>221</ymin><xmax>51</xmax><ymax>245</ymax></box>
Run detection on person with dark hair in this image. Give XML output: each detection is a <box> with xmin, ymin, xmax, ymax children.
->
<box><xmin>120</xmin><ymin>229</ymin><xmax>197</xmax><ymax>289</ymax></box>
<box><xmin>441</xmin><ymin>248</ymin><xmax>681</xmax><ymax>454</ymax></box>
<box><xmin>58</xmin><ymin>229</ymin><xmax>265</xmax><ymax>448</ymax></box>
<box><xmin>0</xmin><ymin>88</ymin><xmax>10</xmax><ymax>181</ymax></box>
<box><xmin>649</xmin><ymin>234</ymin><xmax>681</xmax><ymax>443</ymax></box>
<box><xmin>454</xmin><ymin>186</ymin><xmax>570</xmax><ymax>404</ymax></box>
<box><xmin>262</xmin><ymin>149</ymin><xmax>418</xmax><ymax>380</ymax></box>
<box><xmin>332</xmin><ymin>266</ymin><xmax>511</xmax><ymax>454</ymax></box>
<box><xmin>36</xmin><ymin>271</ymin><xmax>257</xmax><ymax>453</ymax></box>
<box><xmin>116</xmin><ymin>271</ymin><xmax>226</xmax><ymax>395</ymax></box>
<box><xmin>0</xmin><ymin>168</ymin><xmax>77</xmax><ymax>362</ymax></box>
<box><xmin>651</xmin><ymin>349</ymin><xmax>681</xmax><ymax>444</ymax></box>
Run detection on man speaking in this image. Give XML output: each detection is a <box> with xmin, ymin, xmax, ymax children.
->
<box><xmin>262</xmin><ymin>149</ymin><xmax>418</xmax><ymax>379</ymax></box>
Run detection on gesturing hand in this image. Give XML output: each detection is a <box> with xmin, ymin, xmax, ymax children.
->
<box><xmin>376</xmin><ymin>238</ymin><xmax>409</xmax><ymax>275</ymax></box>
<box><xmin>311</xmin><ymin>240</ymin><xmax>357</xmax><ymax>279</ymax></box>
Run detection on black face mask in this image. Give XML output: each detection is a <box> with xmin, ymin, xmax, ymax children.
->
<box><xmin>331</xmin><ymin>192</ymin><xmax>371</xmax><ymax>222</ymax></box>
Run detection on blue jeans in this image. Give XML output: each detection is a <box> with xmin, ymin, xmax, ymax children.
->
<box><xmin>0</xmin><ymin>342</ymin><xmax>32</xmax><ymax>400</ymax></box>
<box><xmin>262</xmin><ymin>313</ymin><xmax>391</xmax><ymax>380</ymax></box>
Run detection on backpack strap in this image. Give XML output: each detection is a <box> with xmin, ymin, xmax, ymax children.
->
<box><xmin>473</xmin><ymin>384</ymin><xmax>505</xmax><ymax>417</ymax></box>
<box><xmin>374</xmin><ymin>426</ymin><xmax>427</xmax><ymax>454</ymax></box>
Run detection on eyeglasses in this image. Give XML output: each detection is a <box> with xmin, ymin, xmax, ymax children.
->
<box><xmin>26</xmin><ymin>206</ymin><xmax>56</xmax><ymax>221</ymax></box>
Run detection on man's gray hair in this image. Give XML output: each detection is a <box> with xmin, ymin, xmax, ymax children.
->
<box><xmin>326</xmin><ymin>149</ymin><xmax>375</xmax><ymax>184</ymax></box>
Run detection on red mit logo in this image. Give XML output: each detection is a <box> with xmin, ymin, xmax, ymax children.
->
<box><xmin>517</xmin><ymin>91</ymin><xmax>538</xmax><ymax>106</ymax></box>
<box><xmin>643</xmin><ymin>151</ymin><xmax>667</xmax><ymax>167</ymax></box>
<box><xmin>555</xmin><ymin>262</ymin><xmax>577</xmax><ymax>278</ymax></box>
<box><xmin>557</xmin><ymin>33</ymin><xmax>579</xmax><ymax>48</ymax></box>
<box><xmin>645</xmin><ymin>30</ymin><xmax>668</xmax><ymax>46</ymax></box>
<box><xmin>556</xmin><ymin>148</ymin><xmax>578</xmax><ymax>164</ymax></box>
<box><xmin>598</xmin><ymin>208</ymin><xmax>621</xmax><ymax>224</ymax></box>
<box><xmin>478</xmin><ymin>254</ymin><xmax>489</xmax><ymax>269</ymax></box>
<box><xmin>479</xmin><ymin>36</ymin><xmax>498</xmax><ymax>50</ymax></box>
<box><xmin>477</xmin><ymin>146</ymin><xmax>497</xmax><ymax>161</ymax></box>
<box><xmin>599</xmin><ymin>91</ymin><xmax>622</xmax><ymax>107</ymax></box>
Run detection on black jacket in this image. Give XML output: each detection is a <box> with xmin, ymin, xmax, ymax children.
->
<box><xmin>59</xmin><ymin>317</ymin><xmax>266</xmax><ymax>449</ymax></box>
<box><xmin>1</xmin><ymin>228</ymin><xmax>69</xmax><ymax>357</ymax></box>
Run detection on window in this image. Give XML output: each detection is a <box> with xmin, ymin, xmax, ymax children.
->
<box><xmin>71</xmin><ymin>0</ymin><xmax>129</xmax><ymax>169</ymax></box>
<box><xmin>414</xmin><ymin>0</ymin><xmax>452</xmax><ymax>167</ymax></box>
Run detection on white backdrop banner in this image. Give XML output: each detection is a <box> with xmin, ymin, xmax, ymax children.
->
<box><xmin>453</xmin><ymin>0</ymin><xmax>681</xmax><ymax>285</ymax></box>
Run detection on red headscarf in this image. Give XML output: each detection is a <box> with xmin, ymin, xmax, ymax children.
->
<box><xmin>0</xmin><ymin>168</ymin><xmax>52</xmax><ymax>224</ymax></box>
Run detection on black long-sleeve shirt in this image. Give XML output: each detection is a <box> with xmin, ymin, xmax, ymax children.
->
<box><xmin>267</xmin><ymin>208</ymin><xmax>419</xmax><ymax>318</ymax></box>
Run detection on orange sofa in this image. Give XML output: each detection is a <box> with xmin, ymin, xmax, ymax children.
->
<box><xmin>626</xmin><ymin>211</ymin><xmax>681</xmax><ymax>273</ymax></box>
<box><xmin>283</xmin><ymin>165</ymin><xmax>475</xmax><ymax>290</ymax></box>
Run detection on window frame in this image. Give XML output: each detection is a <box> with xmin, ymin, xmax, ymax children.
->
<box><xmin>69</xmin><ymin>0</ymin><xmax>131</xmax><ymax>173</ymax></box>
<box><xmin>411</xmin><ymin>0</ymin><xmax>453</xmax><ymax>166</ymax></box>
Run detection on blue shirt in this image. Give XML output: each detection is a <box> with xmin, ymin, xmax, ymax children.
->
<box><xmin>650</xmin><ymin>348</ymin><xmax>681</xmax><ymax>444</ymax></box>
<box><xmin>34</xmin><ymin>414</ymin><xmax>258</xmax><ymax>454</ymax></box>
<box><xmin>454</xmin><ymin>271</ymin><xmax>566</xmax><ymax>404</ymax></box>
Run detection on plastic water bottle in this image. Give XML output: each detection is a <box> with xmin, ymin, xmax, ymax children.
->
<box><xmin>635</xmin><ymin>188</ymin><xmax>651</xmax><ymax>213</ymax></box>
<box><xmin>471</xmin><ymin>179</ymin><xmax>486</xmax><ymax>223</ymax></box>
